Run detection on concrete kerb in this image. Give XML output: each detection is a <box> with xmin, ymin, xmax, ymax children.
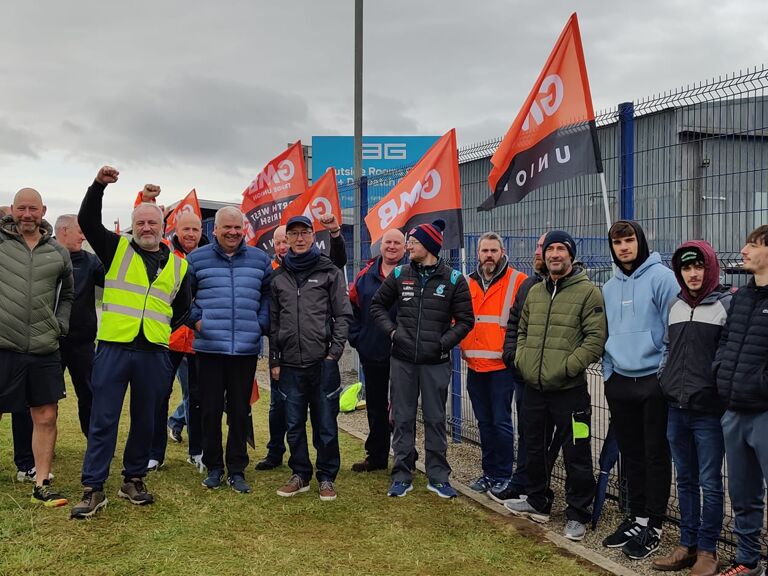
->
<box><xmin>337</xmin><ymin>422</ymin><xmax>641</xmax><ymax>576</ymax></box>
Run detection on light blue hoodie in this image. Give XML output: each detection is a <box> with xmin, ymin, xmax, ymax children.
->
<box><xmin>602</xmin><ymin>252</ymin><xmax>679</xmax><ymax>380</ymax></box>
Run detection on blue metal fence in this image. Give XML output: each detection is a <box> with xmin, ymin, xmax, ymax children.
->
<box><xmin>339</xmin><ymin>65</ymin><xmax>768</xmax><ymax>555</ymax></box>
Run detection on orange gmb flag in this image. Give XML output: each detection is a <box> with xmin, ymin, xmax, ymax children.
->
<box><xmin>241</xmin><ymin>141</ymin><xmax>308</xmax><ymax>254</ymax></box>
<box><xmin>165</xmin><ymin>189</ymin><xmax>202</xmax><ymax>236</ymax></box>
<box><xmin>280</xmin><ymin>169</ymin><xmax>342</xmax><ymax>256</ymax></box>
<box><xmin>280</xmin><ymin>168</ymin><xmax>341</xmax><ymax>231</ymax></box>
<box><xmin>365</xmin><ymin>129</ymin><xmax>463</xmax><ymax>249</ymax></box>
<box><xmin>481</xmin><ymin>12</ymin><xmax>602</xmax><ymax>211</ymax></box>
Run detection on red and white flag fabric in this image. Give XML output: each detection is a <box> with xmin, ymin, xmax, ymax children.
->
<box><xmin>279</xmin><ymin>168</ymin><xmax>342</xmax><ymax>256</ymax></box>
<box><xmin>240</xmin><ymin>141</ymin><xmax>308</xmax><ymax>254</ymax></box>
<box><xmin>164</xmin><ymin>189</ymin><xmax>202</xmax><ymax>237</ymax></box>
<box><xmin>480</xmin><ymin>13</ymin><xmax>602</xmax><ymax>210</ymax></box>
<box><xmin>364</xmin><ymin>129</ymin><xmax>463</xmax><ymax>249</ymax></box>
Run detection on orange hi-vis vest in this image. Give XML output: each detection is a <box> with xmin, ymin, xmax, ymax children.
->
<box><xmin>168</xmin><ymin>247</ymin><xmax>194</xmax><ymax>354</ymax></box>
<box><xmin>461</xmin><ymin>266</ymin><xmax>527</xmax><ymax>372</ymax></box>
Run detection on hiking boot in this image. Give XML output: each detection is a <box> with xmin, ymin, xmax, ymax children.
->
<box><xmin>387</xmin><ymin>480</ymin><xmax>413</xmax><ymax>497</ymax></box>
<box><xmin>70</xmin><ymin>488</ymin><xmax>107</xmax><ymax>519</ymax></box>
<box><xmin>717</xmin><ymin>564</ymin><xmax>766</xmax><ymax>576</ymax></box>
<box><xmin>228</xmin><ymin>474</ymin><xmax>250</xmax><ymax>494</ymax></box>
<box><xmin>488</xmin><ymin>481</ymin><xmax>522</xmax><ymax>504</ymax></box>
<box><xmin>254</xmin><ymin>457</ymin><xmax>281</xmax><ymax>471</ymax></box>
<box><xmin>118</xmin><ymin>478</ymin><xmax>154</xmax><ymax>505</ymax></box>
<box><xmin>319</xmin><ymin>480</ymin><xmax>337</xmax><ymax>501</ymax></box>
<box><xmin>276</xmin><ymin>474</ymin><xmax>309</xmax><ymax>497</ymax></box>
<box><xmin>147</xmin><ymin>459</ymin><xmax>164</xmax><ymax>472</ymax></box>
<box><xmin>622</xmin><ymin>525</ymin><xmax>661</xmax><ymax>560</ymax></box>
<box><xmin>202</xmin><ymin>469</ymin><xmax>225</xmax><ymax>489</ymax></box>
<box><xmin>602</xmin><ymin>517</ymin><xmax>642</xmax><ymax>548</ymax></box>
<box><xmin>652</xmin><ymin>545</ymin><xmax>697</xmax><ymax>571</ymax></box>
<box><xmin>31</xmin><ymin>480</ymin><xmax>67</xmax><ymax>507</ymax></box>
<box><xmin>168</xmin><ymin>426</ymin><xmax>182</xmax><ymax>443</ymax></box>
<box><xmin>427</xmin><ymin>480</ymin><xmax>457</xmax><ymax>499</ymax></box>
<box><xmin>504</xmin><ymin>499</ymin><xmax>550</xmax><ymax>523</ymax></box>
<box><xmin>564</xmin><ymin>520</ymin><xmax>587</xmax><ymax>541</ymax></box>
<box><xmin>351</xmin><ymin>458</ymin><xmax>387</xmax><ymax>472</ymax></box>
<box><xmin>468</xmin><ymin>475</ymin><xmax>492</xmax><ymax>493</ymax></box>
<box><xmin>187</xmin><ymin>454</ymin><xmax>206</xmax><ymax>473</ymax></box>
<box><xmin>691</xmin><ymin>551</ymin><xmax>719</xmax><ymax>576</ymax></box>
<box><xmin>16</xmin><ymin>467</ymin><xmax>54</xmax><ymax>483</ymax></box>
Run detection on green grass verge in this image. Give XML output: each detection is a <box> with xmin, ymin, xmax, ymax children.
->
<box><xmin>0</xmin><ymin>376</ymin><xmax>600</xmax><ymax>576</ymax></box>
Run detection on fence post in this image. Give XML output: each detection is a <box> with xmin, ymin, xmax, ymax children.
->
<box><xmin>619</xmin><ymin>101</ymin><xmax>635</xmax><ymax>221</ymax></box>
<box><xmin>450</xmin><ymin>247</ymin><xmax>462</xmax><ymax>443</ymax></box>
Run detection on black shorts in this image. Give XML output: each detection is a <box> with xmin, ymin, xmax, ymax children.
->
<box><xmin>0</xmin><ymin>349</ymin><xmax>66</xmax><ymax>412</ymax></box>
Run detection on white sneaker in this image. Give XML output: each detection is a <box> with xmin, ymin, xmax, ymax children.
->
<box><xmin>187</xmin><ymin>455</ymin><xmax>206</xmax><ymax>473</ymax></box>
<box><xmin>16</xmin><ymin>468</ymin><xmax>54</xmax><ymax>483</ymax></box>
<box><xmin>147</xmin><ymin>459</ymin><xmax>164</xmax><ymax>472</ymax></box>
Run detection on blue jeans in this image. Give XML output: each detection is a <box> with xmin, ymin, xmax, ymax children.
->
<box><xmin>721</xmin><ymin>409</ymin><xmax>768</xmax><ymax>567</ymax></box>
<box><xmin>666</xmin><ymin>407</ymin><xmax>725</xmax><ymax>552</ymax></box>
<box><xmin>167</xmin><ymin>356</ymin><xmax>189</xmax><ymax>433</ymax></box>
<box><xmin>466</xmin><ymin>368</ymin><xmax>516</xmax><ymax>481</ymax></box>
<box><xmin>264</xmin><ymin>376</ymin><xmax>287</xmax><ymax>462</ymax></box>
<box><xmin>279</xmin><ymin>360</ymin><xmax>341</xmax><ymax>482</ymax></box>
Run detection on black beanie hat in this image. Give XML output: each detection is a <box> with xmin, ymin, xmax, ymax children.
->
<box><xmin>407</xmin><ymin>219</ymin><xmax>446</xmax><ymax>257</ymax></box>
<box><xmin>542</xmin><ymin>230</ymin><xmax>576</xmax><ymax>259</ymax></box>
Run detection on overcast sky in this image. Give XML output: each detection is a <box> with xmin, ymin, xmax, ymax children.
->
<box><xmin>1</xmin><ymin>0</ymin><xmax>766</xmax><ymax>227</ymax></box>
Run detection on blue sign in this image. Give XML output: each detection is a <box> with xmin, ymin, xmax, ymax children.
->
<box><xmin>312</xmin><ymin>135</ymin><xmax>440</xmax><ymax>208</ymax></box>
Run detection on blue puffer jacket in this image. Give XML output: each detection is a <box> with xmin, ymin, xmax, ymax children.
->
<box><xmin>186</xmin><ymin>240</ymin><xmax>271</xmax><ymax>356</ymax></box>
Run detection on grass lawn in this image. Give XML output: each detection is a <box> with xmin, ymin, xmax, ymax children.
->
<box><xmin>0</xmin><ymin>377</ymin><xmax>601</xmax><ymax>576</ymax></box>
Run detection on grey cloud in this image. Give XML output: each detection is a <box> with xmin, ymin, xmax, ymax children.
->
<box><xmin>0</xmin><ymin>118</ymin><xmax>41</xmax><ymax>159</ymax></box>
<box><xmin>59</xmin><ymin>75</ymin><xmax>315</xmax><ymax>171</ymax></box>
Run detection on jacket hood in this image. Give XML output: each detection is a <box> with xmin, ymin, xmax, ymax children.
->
<box><xmin>1</xmin><ymin>214</ymin><xmax>54</xmax><ymax>242</ymax></box>
<box><xmin>672</xmin><ymin>240</ymin><xmax>722</xmax><ymax>307</ymax></box>
<box><xmin>609</xmin><ymin>220</ymin><xmax>650</xmax><ymax>275</ymax></box>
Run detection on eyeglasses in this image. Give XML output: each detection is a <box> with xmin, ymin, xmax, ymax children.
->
<box><xmin>286</xmin><ymin>229</ymin><xmax>314</xmax><ymax>239</ymax></box>
<box><xmin>405</xmin><ymin>238</ymin><xmax>421</xmax><ymax>247</ymax></box>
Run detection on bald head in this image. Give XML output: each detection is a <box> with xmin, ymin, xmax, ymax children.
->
<box><xmin>11</xmin><ymin>188</ymin><xmax>46</xmax><ymax>237</ymax></box>
<box><xmin>380</xmin><ymin>228</ymin><xmax>406</xmax><ymax>265</ymax></box>
<box><xmin>273</xmin><ymin>225</ymin><xmax>288</xmax><ymax>258</ymax></box>
<box><xmin>14</xmin><ymin>188</ymin><xmax>43</xmax><ymax>206</ymax></box>
<box><xmin>175</xmin><ymin>211</ymin><xmax>202</xmax><ymax>253</ymax></box>
<box><xmin>175</xmin><ymin>211</ymin><xmax>202</xmax><ymax>229</ymax></box>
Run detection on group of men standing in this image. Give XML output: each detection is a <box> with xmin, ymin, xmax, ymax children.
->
<box><xmin>2</xmin><ymin>169</ymin><xmax>768</xmax><ymax>576</ymax></box>
<box><xmin>449</xmin><ymin>220</ymin><xmax>768</xmax><ymax>576</ymax></box>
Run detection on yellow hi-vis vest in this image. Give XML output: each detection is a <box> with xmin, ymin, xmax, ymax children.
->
<box><xmin>97</xmin><ymin>236</ymin><xmax>188</xmax><ymax>346</ymax></box>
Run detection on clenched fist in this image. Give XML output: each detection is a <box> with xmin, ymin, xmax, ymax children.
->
<box><xmin>141</xmin><ymin>184</ymin><xmax>161</xmax><ymax>201</ymax></box>
<box><xmin>96</xmin><ymin>166</ymin><xmax>119</xmax><ymax>185</ymax></box>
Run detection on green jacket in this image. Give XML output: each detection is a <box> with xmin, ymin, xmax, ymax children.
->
<box><xmin>0</xmin><ymin>216</ymin><xmax>74</xmax><ymax>354</ymax></box>
<box><xmin>515</xmin><ymin>266</ymin><xmax>606</xmax><ymax>392</ymax></box>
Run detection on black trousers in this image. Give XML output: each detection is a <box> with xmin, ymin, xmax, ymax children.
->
<box><xmin>605</xmin><ymin>373</ymin><xmax>671</xmax><ymax>528</ymax></box>
<box><xmin>197</xmin><ymin>353</ymin><xmax>258</xmax><ymax>476</ymax></box>
<box><xmin>523</xmin><ymin>384</ymin><xmax>595</xmax><ymax>524</ymax></box>
<box><xmin>361</xmin><ymin>361</ymin><xmax>391</xmax><ymax>467</ymax></box>
<box><xmin>59</xmin><ymin>339</ymin><xmax>95</xmax><ymax>438</ymax></box>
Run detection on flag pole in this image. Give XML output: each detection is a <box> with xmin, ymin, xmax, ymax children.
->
<box><xmin>599</xmin><ymin>172</ymin><xmax>612</xmax><ymax>230</ymax></box>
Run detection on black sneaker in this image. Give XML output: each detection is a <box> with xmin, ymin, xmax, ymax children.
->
<box><xmin>602</xmin><ymin>517</ymin><xmax>642</xmax><ymax>548</ymax></box>
<box><xmin>254</xmin><ymin>457</ymin><xmax>281</xmax><ymax>471</ymax></box>
<box><xmin>31</xmin><ymin>480</ymin><xmax>68</xmax><ymax>507</ymax></box>
<box><xmin>118</xmin><ymin>478</ymin><xmax>155</xmax><ymax>505</ymax></box>
<box><xmin>488</xmin><ymin>481</ymin><xmax>522</xmax><ymax>504</ymax></box>
<box><xmin>70</xmin><ymin>488</ymin><xmax>108</xmax><ymax>519</ymax></box>
<box><xmin>622</xmin><ymin>525</ymin><xmax>661</xmax><ymax>560</ymax></box>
